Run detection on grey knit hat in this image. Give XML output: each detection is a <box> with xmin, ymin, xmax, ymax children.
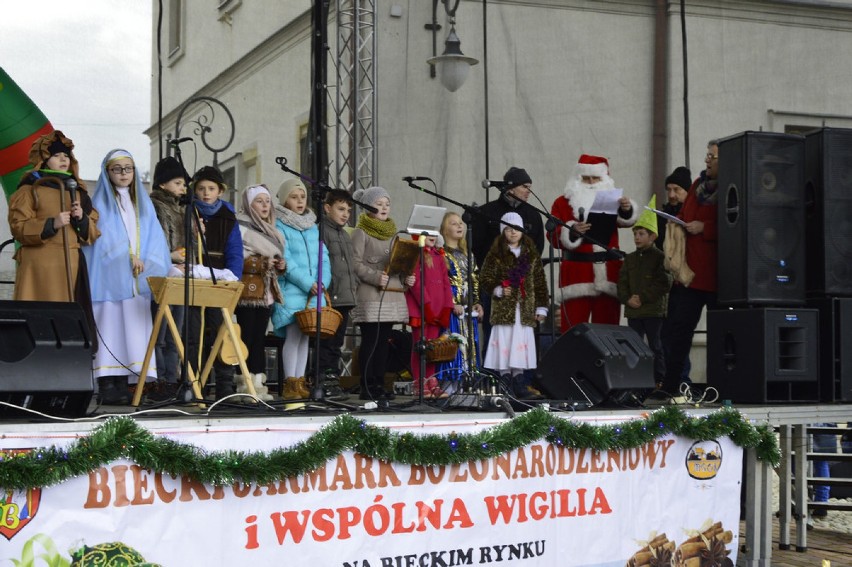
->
<box><xmin>353</xmin><ymin>186</ymin><xmax>390</xmax><ymax>207</ymax></box>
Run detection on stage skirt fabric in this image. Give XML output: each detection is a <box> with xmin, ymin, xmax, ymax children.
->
<box><xmin>483</xmin><ymin>303</ymin><xmax>536</xmax><ymax>371</ymax></box>
<box><xmin>91</xmin><ymin>295</ymin><xmax>157</xmax><ymax>383</ymax></box>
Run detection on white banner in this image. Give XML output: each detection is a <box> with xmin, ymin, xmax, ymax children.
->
<box><xmin>0</xmin><ymin>419</ymin><xmax>742</xmax><ymax>566</ymax></box>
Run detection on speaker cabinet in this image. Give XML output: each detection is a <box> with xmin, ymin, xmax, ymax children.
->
<box><xmin>0</xmin><ymin>301</ymin><xmax>94</xmax><ymax>417</ymax></box>
<box><xmin>536</xmin><ymin>323</ymin><xmax>654</xmax><ymax>407</ymax></box>
<box><xmin>707</xmin><ymin>308</ymin><xmax>818</xmax><ymax>403</ymax></box>
<box><xmin>805</xmin><ymin>127</ymin><xmax>852</xmax><ymax>297</ymax></box>
<box><xmin>717</xmin><ymin>131</ymin><xmax>806</xmax><ymax>306</ymax></box>
<box><xmin>806</xmin><ymin>297</ymin><xmax>852</xmax><ymax>402</ymax></box>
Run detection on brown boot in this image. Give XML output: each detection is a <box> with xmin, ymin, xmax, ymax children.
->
<box><xmin>283</xmin><ymin>377</ymin><xmax>306</xmax><ymax>400</ymax></box>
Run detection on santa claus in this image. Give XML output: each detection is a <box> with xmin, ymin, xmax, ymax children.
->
<box><xmin>549</xmin><ymin>154</ymin><xmax>639</xmax><ymax>332</ymax></box>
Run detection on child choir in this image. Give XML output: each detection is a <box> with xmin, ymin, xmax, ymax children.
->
<box><xmin>7</xmin><ymin>131</ymin><xmax>551</xmax><ymax>404</ymax></box>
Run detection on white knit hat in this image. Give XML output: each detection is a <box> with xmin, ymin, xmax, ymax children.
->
<box><xmin>245</xmin><ymin>184</ymin><xmax>270</xmax><ymax>205</ymax></box>
<box><xmin>500</xmin><ymin>211</ymin><xmax>524</xmax><ymax>234</ymax></box>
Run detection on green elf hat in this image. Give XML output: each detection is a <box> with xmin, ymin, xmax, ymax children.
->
<box><xmin>634</xmin><ymin>195</ymin><xmax>658</xmax><ymax>235</ymax></box>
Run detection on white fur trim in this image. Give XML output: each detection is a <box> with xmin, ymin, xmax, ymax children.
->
<box><xmin>576</xmin><ymin>162</ymin><xmax>608</xmax><ymax>178</ymax></box>
<box><xmin>556</xmin><ymin>258</ymin><xmax>617</xmax><ymax>302</ymax></box>
<box><xmin>616</xmin><ymin>198</ymin><xmax>641</xmax><ymax>227</ymax></box>
<box><xmin>559</xmin><ymin>222</ymin><xmax>583</xmax><ymax>249</ymax></box>
<box><xmin>592</xmin><ymin>262</ymin><xmax>610</xmax><ymax>292</ymax></box>
<box><xmin>557</xmin><ymin>282</ymin><xmax>597</xmax><ymax>303</ymax></box>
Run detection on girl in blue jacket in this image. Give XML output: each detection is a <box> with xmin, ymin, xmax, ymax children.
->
<box><xmin>273</xmin><ymin>178</ymin><xmax>330</xmax><ymax>400</ymax></box>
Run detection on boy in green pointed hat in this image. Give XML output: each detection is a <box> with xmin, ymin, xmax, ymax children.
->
<box><xmin>617</xmin><ymin>195</ymin><xmax>672</xmax><ymax>388</ymax></box>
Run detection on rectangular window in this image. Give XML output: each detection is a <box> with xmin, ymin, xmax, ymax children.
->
<box><xmin>167</xmin><ymin>0</ymin><xmax>185</xmax><ymax>64</ymax></box>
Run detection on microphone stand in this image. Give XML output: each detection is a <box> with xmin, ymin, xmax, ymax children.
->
<box><xmin>403</xmin><ymin>179</ymin><xmax>515</xmax><ymax>408</ymax></box>
<box><xmin>274</xmin><ymin>157</ymin><xmax>373</xmax><ymax>411</ymax></box>
<box><xmin>143</xmin><ymin>142</ymin><xmax>214</xmax><ymax>408</ymax></box>
<box><xmin>526</xmin><ymin>191</ymin><xmax>626</xmax><ymax>341</ymax></box>
<box><xmin>457</xmin><ymin>207</ymin><xmax>502</xmax><ymax>401</ymax></box>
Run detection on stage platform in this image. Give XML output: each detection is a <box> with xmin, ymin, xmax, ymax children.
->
<box><xmin>0</xmin><ymin>392</ymin><xmax>849</xmax><ymax>566</ymax></box>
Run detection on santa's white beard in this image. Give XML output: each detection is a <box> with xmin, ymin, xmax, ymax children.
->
<box><xmin>563</xmin><ymin>175</ymin><xmax>616</xmax><ymax>214</ymax></box>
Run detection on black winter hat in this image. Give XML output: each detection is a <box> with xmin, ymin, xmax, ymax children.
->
<box><xmin>192</xmin><ymin>165</ymin><xmax>227</xmax><ymax>191</ymax></box>
<box><xmin>665</xmin><ymin>166</ymin><xmax>692</xmax><ymax>191</ymax></box>
<box><xmin>153</xmin><ymin>156</ymin><xmax>190</xmax><ymax>187</ymax></box>
<box><xmin>46</xmin><ymin>139</ymin><xmax>73</xmax><ymax>157</ymax></box>
<box><xmin>503</xmin><ymin>166</ymin><xmax>532</xmax><ymax>188</ymax></box>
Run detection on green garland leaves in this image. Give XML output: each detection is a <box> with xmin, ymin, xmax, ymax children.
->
<box><xmin>0</xmin><ymin>406</ymin><xmax>779</xmax><ymax>490</ymax></box>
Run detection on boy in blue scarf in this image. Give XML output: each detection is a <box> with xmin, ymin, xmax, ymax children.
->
<box><xmin>187</xmin><ymin>166</ymin><xmax>243</xmax><ymax>399</ymax></box>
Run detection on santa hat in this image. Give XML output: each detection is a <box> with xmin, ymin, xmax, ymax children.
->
<box><xmin>575</xmin><ymin>154</ymin><xmax>609</xmax><ymax>178</ymax></box>
<box><xmin>634</xmin><ymin>195</ymin><xmax>658</xmax><ymax>235</ymax></box>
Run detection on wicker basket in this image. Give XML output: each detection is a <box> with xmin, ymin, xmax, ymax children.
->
<box><xmin>425</xmin><ymin>336</ymin><xmax>460</xmax><ymax>363</ymax></box>
<box><xmin>295</xmin><ymin>291</ymin><xmax>343</xmax><ymax>339</ymax></box>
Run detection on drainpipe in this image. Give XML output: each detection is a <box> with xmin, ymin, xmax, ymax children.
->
<box><xmin>651</xmin><ymin>0</ymin><xmax>669</xmax><ymax>204</ymax></box>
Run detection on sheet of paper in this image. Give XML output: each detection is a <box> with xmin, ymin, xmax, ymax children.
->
<box><xmin>589</xmin><ymin>188</ymin><xmax>623</xmax><ymax>214</ymax></box>
<box><xmin>645</xmin><ymin>206</ymin><xmax>687</xmax><ymax>226</ymax></box>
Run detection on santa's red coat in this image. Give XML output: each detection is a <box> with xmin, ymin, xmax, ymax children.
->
<box><xmin>548</xmin><ymin>194</ymin><xmax>639</xmax><ymax>303</ymax></box>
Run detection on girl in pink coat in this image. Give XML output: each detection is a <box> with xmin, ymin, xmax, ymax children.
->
<box><xmin>405</xmin><ymin>234</ymin><xmax>454</xmax><ymax>399</ymax></box>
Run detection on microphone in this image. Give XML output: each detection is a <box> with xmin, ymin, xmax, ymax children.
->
<box><xmin>403</xmin><ymin>176</ymin><xmax>431</xmax><ymax>183</ymax></box>
<box><xmin>418</xmin><ymin>232</ymin><xmax>427</xmax><ymax>248</ymax></box>
<box><xmin>481</xmin><ymin>179</ymin><xmax>509</xmax><ymax>190</ymax></box>
<box><xmin>65</xmin><ymin>178</ymin><xmax>78</xmax><ymax>204</ymax></box>
<box><xmin>578</xmin><ymin>207</ymin><xmax>585</xmax><ymax>222</ymax></box>
<box><xmin>168</xmin><ymin>137</ymin><xmax>193</xmax><ymax>146</ymax></box>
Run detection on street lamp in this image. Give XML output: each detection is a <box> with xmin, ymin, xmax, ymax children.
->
<box><xmin>426</xmin><ymin>0</ymin><xmax>479</xmax><ymax>92</ymax></box>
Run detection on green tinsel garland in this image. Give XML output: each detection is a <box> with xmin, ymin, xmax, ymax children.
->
<box><xmin>0</xmin><ymin>406</ymin><xmax>780</xmax><ymax>490</ymax></box>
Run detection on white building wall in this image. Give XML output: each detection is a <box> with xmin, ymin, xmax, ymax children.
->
<box><xmin>147</xmin><ymin>0</ymin><xmax>852</xmax><ymax>382</ymax></box>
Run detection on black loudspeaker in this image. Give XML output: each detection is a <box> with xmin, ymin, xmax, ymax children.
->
<box><xmin>0</xmin><ymin>301</ymin><xmax>94</xmax><ymax>417</ymax></box>
<box><xmin>536</xmin><ymin>323</ymin><xmax>654</xmax><ymax>407</ymax></box>
<box><xmin>707</xmin><ymin>308</ymin><xmax>819</xmax><ymax>403</ymax></box>
<box><xmin>807</xmin><ymin>297</ymin><xmax>852</xmax><ymax>402</ymax></box>
<box><xmin>717</xmin><ymin>131</ymin><xmax>806</xmax><ymax>306</ymax></box>
<box><xmin>805</xmin><ymin>127</ymin><xmax>852</xmax><ymax>296</ymax></box>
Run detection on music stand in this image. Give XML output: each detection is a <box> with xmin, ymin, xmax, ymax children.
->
<box><xmin>406</xmin><ymin>204</ymin><xmax>446</xmax><ymax>237</ymax></box>
<box><xmin>132</xmin><ymin>277</ymin><xmax>255</xmax><ymax>406</ymax></box>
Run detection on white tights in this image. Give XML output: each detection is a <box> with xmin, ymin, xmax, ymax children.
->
<box><xmin>282</xmin><ymin>322</ymin><xmax>309</xmax><ymax>378</ymax></box>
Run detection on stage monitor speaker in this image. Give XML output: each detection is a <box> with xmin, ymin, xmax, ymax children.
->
<box><xmin>805</xmin><ymin>127</ymin><xmax>852</xmax><ymax>296</ymax></box>
<box><xmin>707</xmin><ymin>308</ymin><xmax>818</xmax><ymax>403</ymax></box>
<box><xmin>717</xmin><ymin>131</ymin><xmax>806</xmax><ymax>306</ymax></box>
<box><xmin>536</xmin><ymin>323</ymin><xmax>654</xmax><ymax>407</ymax></box>
<box><xmin>807</xmin><ymin>297</ymin><xmax>852</xmax><ymax>402</ymax></box>
<box><xmin>0</xmin><ymin>300</ymin><xmax>94</xmax><ymax>417</ymax></box>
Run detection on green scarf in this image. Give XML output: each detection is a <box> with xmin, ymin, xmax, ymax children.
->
<box><xmin>356</xmin><ymin>212</ymin><xmax>397</xmax><ymax>240</ymax></box>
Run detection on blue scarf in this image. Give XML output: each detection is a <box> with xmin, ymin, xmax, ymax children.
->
<box><xmin>194</xmin><ymin>198</ymin><xmax>224</xmax><ymax>218</ymax></box>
